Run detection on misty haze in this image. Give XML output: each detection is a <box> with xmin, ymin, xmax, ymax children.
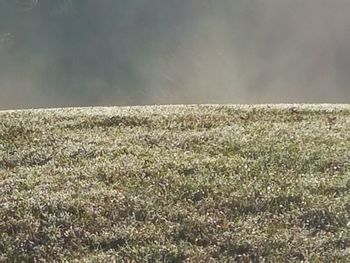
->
<box><xmin>1</xmin><ymin>0</ymin><xmax>350</xmax><ymax>110</ymax></box>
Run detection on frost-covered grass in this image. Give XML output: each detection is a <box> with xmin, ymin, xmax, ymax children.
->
<box><xmin>0</xmin><ymin>104</ymin><xmax>350</xmax><ymax>262</ymax></box>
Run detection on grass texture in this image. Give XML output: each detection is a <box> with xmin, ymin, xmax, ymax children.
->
<box><xmin>0</xmin><ymin>104</ymin><xmax>350</xmax><ymax>262</ymax></box>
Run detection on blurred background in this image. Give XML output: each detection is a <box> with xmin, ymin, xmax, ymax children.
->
<box><xmin>1</xmin><ymin>0</ymin><xmax>350</xmax><ymax>110</ymax></box>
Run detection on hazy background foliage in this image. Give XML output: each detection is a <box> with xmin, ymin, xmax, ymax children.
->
<box><xmin>1</xmin><ymin>0</ymin><xmax>350</xmax><ymax>109</ymax></box>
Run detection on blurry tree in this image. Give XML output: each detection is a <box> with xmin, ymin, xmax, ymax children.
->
<box><xmin>0</xmin><ymin>0</ymin><xmax>190</xmax><ymax>106</ymax></box>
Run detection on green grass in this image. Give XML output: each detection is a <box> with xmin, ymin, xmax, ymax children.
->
<box><xmin>0</xmin><ymin>104</ymin><xmax>350</xmax><ymax>262</ymax></box>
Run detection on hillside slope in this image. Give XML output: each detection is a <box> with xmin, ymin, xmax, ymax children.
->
<box><xmin>1</xmin><ymin>104</ymin><xmax>350</xmax><ymax>262</ymax></box>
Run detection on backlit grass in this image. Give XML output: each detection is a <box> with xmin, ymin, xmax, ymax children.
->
<box><xmin>0</xmin><ymin>104</ymin><xmax>349</xmax><ymax>262</ymax></box>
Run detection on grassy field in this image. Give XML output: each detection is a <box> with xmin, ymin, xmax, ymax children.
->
<box><xmin>0</xmin><ymin>104</ymin><xmax>350</xmax><ymax>262</ymax></box>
